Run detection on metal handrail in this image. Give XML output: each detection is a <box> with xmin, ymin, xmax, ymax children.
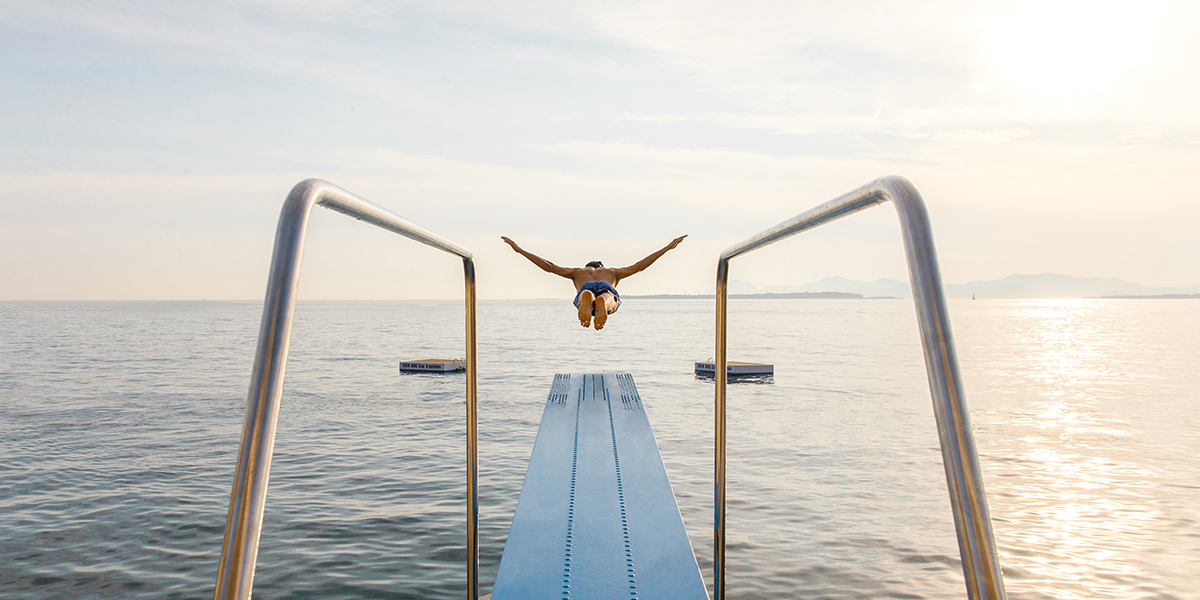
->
<box><xmin>213</xmin><ymin>179</ymin><xmax>480</xmax><ymax>600</ymax></box>
<box><xmin>714</xmin><ymin>176</ymin><xmax>1006</xmax><ymax>600</ymax></box>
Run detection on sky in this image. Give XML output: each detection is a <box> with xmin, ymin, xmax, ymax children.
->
<box><xmin>1</xmin><ymin>0</ymin><xmax>1197</xmax><ymax>300</ymax></box>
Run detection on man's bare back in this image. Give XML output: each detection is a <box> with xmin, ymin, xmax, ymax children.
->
<box><xmin>501</xmin><ymin>235</ymin><xmax>687</xmax><ymax>330</ymax></box>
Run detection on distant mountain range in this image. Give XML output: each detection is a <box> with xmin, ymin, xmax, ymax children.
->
<box><xmin>710</xmin><ymin>274</ymin><xmax>1200</xmax><ymax>299</ymax></box>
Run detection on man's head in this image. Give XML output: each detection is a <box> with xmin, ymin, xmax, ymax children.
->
<box><xmin>585</xmin><ymin>260</ymin><xmax>603</xmax><ymax>269</ymax></box>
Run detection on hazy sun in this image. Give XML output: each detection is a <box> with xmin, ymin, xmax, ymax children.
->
<box><xmin>983</xmin><ymin>0</ymin><xmax>1162</xmax><ymax>98</ymax></box>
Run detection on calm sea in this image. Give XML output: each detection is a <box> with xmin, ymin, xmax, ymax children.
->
<box><xmin>1</xmin><ymin>298</ymin><xmax>1197</xmax><ymax>599</ymax></box>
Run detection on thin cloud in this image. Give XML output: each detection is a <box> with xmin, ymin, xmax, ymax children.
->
<box><xmin>4</xmin><ymin>1</ymin><xmax>431</xmax><ymax>107</ymax></box>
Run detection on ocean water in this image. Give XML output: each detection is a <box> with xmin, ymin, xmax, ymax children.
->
<box><xmin>1</xmin><ymin>298</ymin><xmax>1197</xmax><ymax>599</ymax></box>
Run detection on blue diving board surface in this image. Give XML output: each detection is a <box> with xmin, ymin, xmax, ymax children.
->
<box><xmin>491</xmin><ymin>373</ymin><xmax>708</xmax><ymax>600</ymax></box>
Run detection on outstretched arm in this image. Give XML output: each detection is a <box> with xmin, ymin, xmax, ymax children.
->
<box><xmin>613</xmin><ymin>235</ymin><xmax>687</xmax><ymax>280</ymax></box>
<box><xmin>501</xmin><ymin>236</ymin><xmax>576</xmax><ymax>279</ymax></box>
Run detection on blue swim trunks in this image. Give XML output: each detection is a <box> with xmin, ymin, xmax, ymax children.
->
<box><xmin>573</xmin><ymin>280</ymin><xmax>621</xmax><ymax>315</ymax></box>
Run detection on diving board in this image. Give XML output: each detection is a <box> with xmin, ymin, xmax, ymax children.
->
<box><xmin>491</xmin><ymin>374</ymin><xmax>708</xmax><ymax>600</ymax></box>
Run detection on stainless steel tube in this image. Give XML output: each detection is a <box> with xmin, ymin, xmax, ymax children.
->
<box><xmin>714</xmin><ymin>176</ymin><xmax>1006</xmax><ymax>600</ymax></box>
<box><xmin>463</xmin><ymin>256</ymin><xmax>479</xmax><ymax>600</ymax></box>
<box><xmin>713</xmin><ymin>257</ymin><xmax>729</xmax><ymax>598</ymax></box>
<box><xmin>213</xmin><ymin>179</ymin><xmax>479</xmax><ymax>600</ymax></box>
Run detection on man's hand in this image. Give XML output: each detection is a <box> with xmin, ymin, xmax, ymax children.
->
<box><xmin>500</xmin><ymin>236</ymin><xmax>522</xmax><ymax>252</ymax></box>
<box><xmin>666</xmin><ymin>235</ymin><xmax>687</xmax><ymax>250</ymax></box>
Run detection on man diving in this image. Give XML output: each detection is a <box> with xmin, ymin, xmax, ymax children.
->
<box><xmin>501</xmin><ymin>235</ymin><xmax>687</xmax><ymax>330</ymax></box>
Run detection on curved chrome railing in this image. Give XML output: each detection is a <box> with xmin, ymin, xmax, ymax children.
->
<box><xmin>213</xmin><ymin>179</ymin><xmax>480</xmax><ymax>600</ymax></box>
<box><xmin>714</xmin><ymin>176</ymin><xmax>1006</xmax><ymax>600</ymax></box>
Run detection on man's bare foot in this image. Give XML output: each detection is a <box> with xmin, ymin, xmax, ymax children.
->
<box><xmin>577</xmin><ymin>290</ymin><xmax>594</xmax><ymax>327</ymax></box>
<box><xmin>593</xmin><ymin>295</ymin><xmax>608</xmax><ymax>330</ymax></box>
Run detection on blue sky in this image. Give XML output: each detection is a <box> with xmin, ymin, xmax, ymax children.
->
<box><xmin>2</xmin><ymin>0</ymin><xmax>1197</xmax><ymax>299</ymax></box>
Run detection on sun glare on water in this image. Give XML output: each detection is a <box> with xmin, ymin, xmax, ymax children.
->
<box><xmin>983</xmin><ymin>0</ymin><xmax>1162</xmax><ymax>101</ymax></box>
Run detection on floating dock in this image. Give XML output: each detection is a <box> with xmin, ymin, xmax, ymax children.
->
<box><xmin>398</xmin><ymin>358</ymin><xmax>465</xmax><ymax>373</ymax></box>
<box><xmin>491</xmin><ymin>373</ymin><xmax>707</xmax><ymax>600</ymax></box>
<box><xmin>694</xmin><ymin>360</ymin><xmax>774</xmax><ymax>377</ymax></box>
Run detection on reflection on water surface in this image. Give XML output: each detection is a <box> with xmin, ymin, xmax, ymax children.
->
<box><xmin>956</xmin><ymin>299</ymin><xmax>1200</xmax><ymax>599</ymax></box>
